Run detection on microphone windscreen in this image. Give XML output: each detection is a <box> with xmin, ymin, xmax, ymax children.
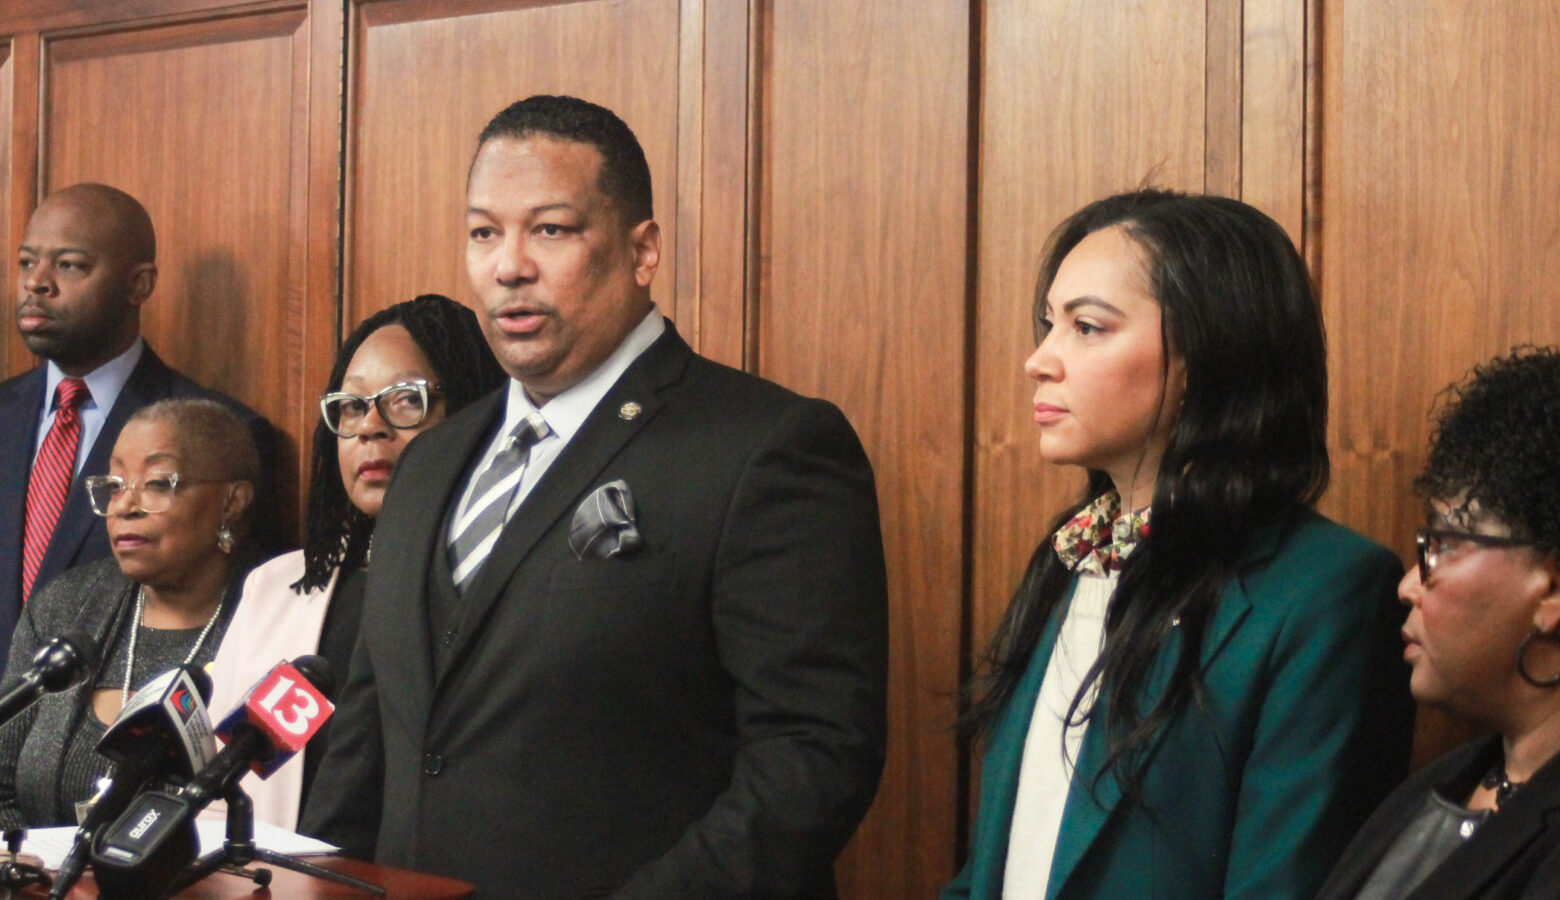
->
<box><xmin>289</xmin><ymin>654</ymin><xmax>335</xmax><ymax>697</ymax></box>
<box><xmin>35</xmin><ymin>630</ymin><xmax>99</xmax><ymax>692</ymax></box>
<box><xmin>182</xmin><ymin>665</ymin><xmax>213</xmax><ymax>704</ymax></box>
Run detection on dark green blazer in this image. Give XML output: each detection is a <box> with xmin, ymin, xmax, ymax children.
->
<box><xmin>944</xmin><ymin>511</ymin><xmax>1414</xmax><ymax>900</ymax></box>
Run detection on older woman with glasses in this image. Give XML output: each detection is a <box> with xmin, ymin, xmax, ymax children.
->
<box><xmin>0</xmin><ymin>398</ymin><xmax>259</xmax><ymax>828</ymax></box>
<box><xmin>206</xmin><ymin>293</ymin><xmax>502</xmax><ymax>829</ymax></box>
<box><xmin>1319</xmin><ymin>346</ymin><xmax>1560</xmax><ymax>899</ymax></box>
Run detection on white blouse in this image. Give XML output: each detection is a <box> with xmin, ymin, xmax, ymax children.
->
<box><xmin>1002</xmin><ymin>570</ymin><xmax>1117</xmax><ymax>899</ymax></box>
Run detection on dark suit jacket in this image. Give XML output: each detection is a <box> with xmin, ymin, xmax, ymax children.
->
<box><xmin>943</xmin><ymin>512</ymin><xmax>1414</xmax><ymax>900</ymax></box>
<box><xmin>302</xmin><ymin>324</ymin><xmax>889</xmax><ymax>899</ymax></box>
<box><xmin>1318</xmin><ymin>736</ymin><xmax>1560</xmax><ymax>900</ymax></box>
<box><xmin>0</xmin><ymin>344</ymin><xmax>277</xmax><ymax>659</ymax></box>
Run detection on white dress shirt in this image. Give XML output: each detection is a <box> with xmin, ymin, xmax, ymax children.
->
<box><xmin>33</xmin><ymin>338</ymin><xmax>145</xmax><ymax>473</ymax></box>
<box><xmin>451</xmin><ymin>308</ymin><xmax>665</xmax><ymax>527</ymax></box>
<box><xmin>1003</xmin><ymin>569</ymin><xmax>1116</xmax><ymax>899</ymax></box>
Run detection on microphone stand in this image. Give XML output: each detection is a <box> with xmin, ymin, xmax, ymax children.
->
<box><xmin>0</xmin><ymin>828</ymin><xmax>52</xmax><ymax>891</ymax></box>
<box><xmin>163</xmin><ymin>783</ymin><xmax>384</xmax><ymax>896</ymax></box>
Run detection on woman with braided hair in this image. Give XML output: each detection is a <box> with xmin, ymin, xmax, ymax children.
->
<box><xmin>1320</xmin><ymin>347</ymin><xmax>1560</xmax><ymax>899</ymax></box>
<box><xmin>207</xmin><ymin>293</ymin><xmax>504</xmax><ymax>829</ymax></box>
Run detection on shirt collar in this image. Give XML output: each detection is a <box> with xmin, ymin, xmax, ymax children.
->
<box><xmin>1052</xmin><ymin>489</ymin><xmax>1151</xmax><ymax>576</ymax></box>
<box><xmin>501</xmin><ymin>307</ymin><xmax>666</xmax><ymax>442</ymax></box>
<box><xmin>44</xmin><ymin>337</ymin><xmax>145</xmax><ymax>413</ymax></box>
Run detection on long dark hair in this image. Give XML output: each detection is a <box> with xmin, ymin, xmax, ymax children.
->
<box><xmin>964</xmin><ymin>190</ymin><xmax>1330</xmax><ymax>802</ymax></box>
<box><xmin>293</xmin><ymin>294</ymin><xmax>505</xmax><ymax>591</ymax></box>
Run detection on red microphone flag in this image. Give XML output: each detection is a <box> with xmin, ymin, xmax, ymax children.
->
<box><xmin>214</xmin><ymin>660</ymin><xmax>334</xmax><ymax>778</ymax></box>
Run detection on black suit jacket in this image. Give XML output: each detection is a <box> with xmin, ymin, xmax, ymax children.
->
<box><xmin>0</xmin><ymin>344</ymin><xmax>277</xmax><ymax>659</ymax></box>
<box><xmin>302</xmin><ymin>325</ymin><xmax>889</xmax><ymax>899</ymax></box>
<box><xmin>1317</xmin><ymin>735</ymin><xmax>1560</xmax><ymax>899</ymax></box>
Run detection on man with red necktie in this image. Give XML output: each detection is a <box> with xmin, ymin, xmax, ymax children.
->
<box><xmin>0</xmin><ymin>183</ymin><xmax>276</xmax><ymax>657</ymax></box>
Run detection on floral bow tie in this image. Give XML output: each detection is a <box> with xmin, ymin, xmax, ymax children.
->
<box><xmin>1052</xmin><ymin>491</ymin><xmax>1151</xmax><ymax>576</ymax></box>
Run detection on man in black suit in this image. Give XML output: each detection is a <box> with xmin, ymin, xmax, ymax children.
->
<box><xmin>0</xmin><ymin>183</ymin><xmax>275</xmax><ymax>657</ymax></box>
<box><xmin>302</xmin><ymin>96</ymin><xmax>888</xmax><ymax>898</ymax></box>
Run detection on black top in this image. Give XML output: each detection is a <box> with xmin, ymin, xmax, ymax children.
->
<box><xmin>0</xmin><ymin>559</ymin><xmax>245</xmax><ymax>828</ymax></box>
<box><xmin>298</xmin><ymin>564</ymin><xmax>365</xmax><ymax>821</ymax></box>
<box><xmin>1318</xmin><ymin>735</ymin><xmax>1560</xmax><ymax>900</ymax></box>
<box><xmin>1356</xmin><ymin>787</ymin><xmax>1489</xmax><ymax>898</ymax></box>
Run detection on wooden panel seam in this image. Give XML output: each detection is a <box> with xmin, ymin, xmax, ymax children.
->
<box><xmin>1301</xmin><ymin>0</ymin><xmax>1322</xmax><ymax>275</ymax></box>
<box><xmin>673</xmin><ymin>0</ymin><xmax>704</xmax><ymax>349</ymax></box>
<box><xmin>741</xmin><ymin>0</ymin><xmax>763</xmax><ymax>373</ymax></box>
<box><xmin>3</xmin><ymin>34</ymin><xmax>43</xmax><ymax>378</ymax></box>
<box><xmin>358</xmin><ymin>0</ymin><xmax>597</xmax><ymax>30</ymax></box>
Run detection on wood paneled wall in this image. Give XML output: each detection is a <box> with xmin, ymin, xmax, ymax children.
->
<box><xmin>1316</xmin><ymin>0</ymin><xmax>1560</xmax><ymax>760</ymax></box>
<box><xmin>1</xmin><ymin>0</ymin><xmax>344</xmax><ymax>539</ymax></box>
<box><xmin>4</xmin><ymin>1</ymin><xmax>1560</xmax><ymax>896</ymax></box>
<box><xmin>757</xmin><ymin>3</ymin><xmax>969</xmax><ymax>891</ymax></box>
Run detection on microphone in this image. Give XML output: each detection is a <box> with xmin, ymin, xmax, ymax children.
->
<box><xmin>90</xmin><ymin>657</ymin><xmax>335</xmax><ymax>897</ymax></box>
<box><xmin>49</xmin><ymin>665</ymin><xmax>214</xmax><ymax>899</ymax></box>
<box><xmin>0</xmin><ymin>631</ymin><xmax>98</xmax><ymax>727</ymax></box>
<box><xmin>99</xmin><ymin>664</ymin><xmax>217</xmax><ymax>779</ymax></box>
<box><xmin>200</xmin><ymin>654</ymin><xmax>336</xmax><ymax>788</ymax></box>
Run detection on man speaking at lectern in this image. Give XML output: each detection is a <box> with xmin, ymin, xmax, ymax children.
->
<box><xmin>302</xmin><ymin>95</ymin><xmax>888</xmax><ymax>898</ymax></box>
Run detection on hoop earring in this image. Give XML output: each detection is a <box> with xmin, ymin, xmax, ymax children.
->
<box><xmin>1516</xmin><ymin>627</ymin><xmax>1560</xmax><ymax>688</ymax></box>
<box><xmin>216</xmin><ymin>523</ymin><xmax>235</xmax><ymax>555</ymax></box>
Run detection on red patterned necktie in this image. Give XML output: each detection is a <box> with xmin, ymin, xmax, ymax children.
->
<box><xmin>22</xmin><ymin>378</ymin><xmax>90</xmax><ymax>602</ymax></box>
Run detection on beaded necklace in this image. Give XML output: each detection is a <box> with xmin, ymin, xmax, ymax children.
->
<box><xmin>120</xmin><ymin>585</ymin><xmax>223</xmax><ymax>711</ymax></box>
<box><xmin>1481</xmin><ymin>763</ymin><xmax>1526</xmax><ymax>808</ymax></box>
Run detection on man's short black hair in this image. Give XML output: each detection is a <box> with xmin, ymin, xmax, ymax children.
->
<box><xmin>477</xmin><ymin>95</ymin><xmax>653</xmax><ymax>225</ymax></box>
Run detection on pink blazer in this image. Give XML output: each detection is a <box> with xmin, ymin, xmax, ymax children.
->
<box><xmin>202</xmin><ymin>550</ymin><xmax>338</xmax><ymax>831</ymax></box>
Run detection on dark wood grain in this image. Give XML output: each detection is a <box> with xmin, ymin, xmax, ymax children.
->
<box><xmin>1317</xmin><ymin>0</ymin><xmax>1560</xmax><ymax>764</ymax></box>
<box><xmin>343</xmin><ymin>0</ymin><xmax>682</xmax><ymax>331</ymax></box>
<box><xmin>8</xmin><ymin>0</ymin><xmax>1560</xmax><ymax>893</ymax></box>
<box><xmin>757</xmin><ymin>1</ymin><xmax>969</xmax><ymax>895</ymax></box>
<box><xmin>39</xmin><ymin>6</ymin><xmax>315</xmax><ymax>540</ymax></box>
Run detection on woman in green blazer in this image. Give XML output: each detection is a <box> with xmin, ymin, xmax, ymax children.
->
<box><xmin>944</xmin><ymin>190</ymin><xmax>1415</xmax><ymax>900</ymax></box>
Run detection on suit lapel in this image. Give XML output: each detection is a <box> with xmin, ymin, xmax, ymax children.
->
<box><xmin>36</xmin><ymin>349</ymin><xmax>173</xmax><ymax>587</ymax></box>
<box><xmin>1046</xmin><ymin>537</ymin><xmax>1270</xmax><ymax>899</ymax></box>
<box><xmin>1412</xmin><ymin>740</ymin><xmax>1560</xmax><ymax>898</ymax></box>
<box><xmin>967</xmin><ymin>587</ymin><xmax>1070</xmax><ymax>900</ymax></box>
<box><xmin>1311</xmin><ymin>740</ymin><xmax>1486</xmax><ymax>899</ymax></box>
<box><xmin>380</xmin><ymin>390</ymin><xmax>507</xmax><ymax>704</ymax></box>
<box><xmin>437</xmin><ymin>332</ymin><xmax>690</xmax><ymax>685</ymax></box>
<box><xmin>0</xmin><ymin>369</ymin><xmax>46</xmax><ymax>613</ymax></box>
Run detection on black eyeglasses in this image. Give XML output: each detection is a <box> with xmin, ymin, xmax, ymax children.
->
<box><xmin>1415</xmin><ymin>528</ymin><xmax>1542</xmax><ymax>584</ymax></box>
<box><xmin>319</xmin><ymin>379</ymin><xmax>441</xmax><ymax>437</ymax></box>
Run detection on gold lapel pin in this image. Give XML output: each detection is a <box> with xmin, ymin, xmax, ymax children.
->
<box><xmin>618</xmin><ymin>401</ymin><xmax>643</xmax><ymax>421</ymax></box>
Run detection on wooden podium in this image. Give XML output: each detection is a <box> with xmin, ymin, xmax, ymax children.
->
<box><xmin>20</xmin><ymin>856</ymin><xmax>474</xmax><ymax>898</ymax></box>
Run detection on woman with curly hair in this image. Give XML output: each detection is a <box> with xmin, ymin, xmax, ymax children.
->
<box><xmin>207</xmin><ymin>294</ymin><xmax>504</xmax><ymax>829</ymax></box>
<box><xmin>944</xmin><ymin>190</ymin><xmax>1414</xmax><ymax>899</ymax></box>
<box><xmin>1319</xmin><ymin>347</ymin><xmax>1560</xmax><ymax>899</ymax></box>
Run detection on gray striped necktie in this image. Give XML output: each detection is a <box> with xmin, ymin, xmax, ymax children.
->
<box><xmin>448</xmin><ymin>411</ymin><xmax>550</xmax><ymax>592</ymax></box>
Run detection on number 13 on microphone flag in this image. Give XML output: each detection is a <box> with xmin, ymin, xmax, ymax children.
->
<box><xmin>215</xmin><ymin>659</ymin><xmax>335</xmax><ymax>779</ymax></box>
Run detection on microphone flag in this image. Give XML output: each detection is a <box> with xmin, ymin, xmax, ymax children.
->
<box><xmin>215</xmin><ymin>658</ymin><xmax>335</xmax><ymax>779</ymax></box>
<box><xmin>98</xmin><ymin>665</ymin><xmax>216</xmax><ymax>779</ymax></box>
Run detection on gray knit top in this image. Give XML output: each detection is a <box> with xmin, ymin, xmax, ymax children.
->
<box><xmin>0</xmin><ymin>558</ymin><xmax>245</xmax><ymax>829</ymax></box>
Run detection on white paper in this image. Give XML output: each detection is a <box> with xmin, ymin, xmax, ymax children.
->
<box><xmin>18</xmin><ymin>820</ymin><xmax>338</xmax><ymax>870</ymax></box>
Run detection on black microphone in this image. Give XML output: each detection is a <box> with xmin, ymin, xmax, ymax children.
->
<box><xmin>91</xmin><ymin>656</ymin><xmax>336</xmax><ymax>899</ymax></box>
<box><xmin>0</xmin><ymin>631</ymin><xmax>98</xmax><ymax>727</ymax></box>
<box><xmin>189</xmin><ymin>654</ymin><xmax>336</xmax><ymax>803</ymax></box>
<box><xmin>49</xmin><ymin>664</ymin><xmax>214</xmax><ymax>899</ymax></box>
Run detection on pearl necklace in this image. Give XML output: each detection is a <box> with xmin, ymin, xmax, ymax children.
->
<box><xmin>121</xmin><ymin>585</ymin><xmax>224</xmax><ymax>710</ymax></box>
